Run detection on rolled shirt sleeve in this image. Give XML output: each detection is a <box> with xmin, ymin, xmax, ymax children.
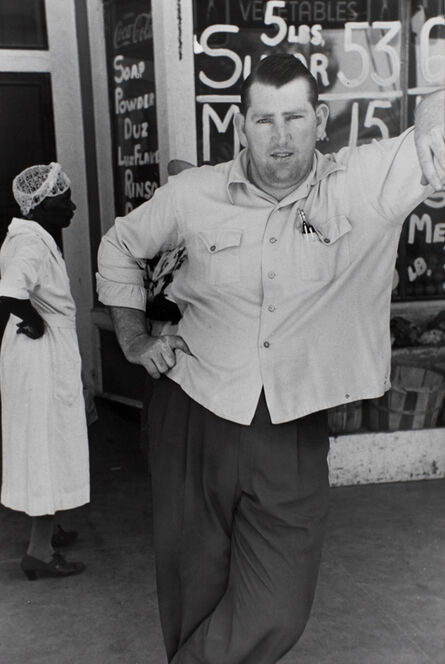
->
<box><xmin>96</xmin><ymin>181</ymin><xmax>182</xmax><ymax>310</ymax></box>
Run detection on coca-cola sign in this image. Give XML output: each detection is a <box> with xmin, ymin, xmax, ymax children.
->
<box><xmin>113</xmin><ymin>12</ymin><xmax>153</xmax><ymax>49</ymax></box>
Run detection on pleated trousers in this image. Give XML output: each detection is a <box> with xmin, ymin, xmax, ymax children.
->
<box><xmin>148</xmin><ymin>377</ymin><xmax>330</xmax><ymax>664</ymax></box>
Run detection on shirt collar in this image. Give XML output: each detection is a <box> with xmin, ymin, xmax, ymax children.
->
<box><xmin>9</xmin><ymin>217</ymin><xmax>60</xmax><ymax>257</ymax></box>
<box><xmin>226</xmin><ymin>148</ymin><xmax>345</xmax><ymax>204</ymax></box>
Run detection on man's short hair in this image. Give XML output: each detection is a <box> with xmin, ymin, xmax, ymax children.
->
<box><xmin>240</xmin><ymin>54</ymin><xmax>319</xmax><ymax>115</ymax></box>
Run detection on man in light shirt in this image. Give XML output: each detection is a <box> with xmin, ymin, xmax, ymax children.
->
<box><xmin>97</xmin><ymin>55</ymin><xmax>445</xmax><ymax>664</ymax></box>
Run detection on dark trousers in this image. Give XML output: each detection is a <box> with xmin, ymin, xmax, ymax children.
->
<box><xmin>148</xmin><ymin>378</ymin><xmax>330</xmax><ymax>664</ymax></box>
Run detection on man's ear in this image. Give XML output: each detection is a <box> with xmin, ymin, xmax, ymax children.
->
<box><xmin>234</xmin><ymin>112</ymin><xmax>248</xmax><ymax>148</ymax></box>
<box><xmin>315</xmin><ymin>103</ymin><xmax>329</xmax><ymax>140</ymax></box>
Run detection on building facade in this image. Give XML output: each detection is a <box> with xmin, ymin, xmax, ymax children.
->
<box><xmin>1</xmin><ymin>1</ymin><xmax>444</xmax><ymax>473</ymax></box>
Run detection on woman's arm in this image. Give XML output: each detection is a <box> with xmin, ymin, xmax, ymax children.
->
<box><xmin>0</xmin><ymin>296</ymin><xmax>45</xmax><ymax>339</ymax></box>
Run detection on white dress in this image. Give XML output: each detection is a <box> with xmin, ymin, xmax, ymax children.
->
<box><xmin>0</xmin><ymin>218</ymin><xmax>89</xmax><ymax>516</ymax></box>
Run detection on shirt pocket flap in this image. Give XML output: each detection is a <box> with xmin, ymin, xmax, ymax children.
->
<box><xmin>198</xmin><ymin>229</ymin><xmax>243</xmax><ymax>253</ymax></box>
<box><xmin>316</xmin><ymin>215</ymin><xmax>351</xmax><ymax>245</ymax></box>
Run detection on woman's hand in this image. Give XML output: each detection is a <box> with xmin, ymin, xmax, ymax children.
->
<box><xmin>0</xmin><ymin>296</ymin><xmax>45</xmax><ymax>339</ymax></box>
<box><xmin>16</xmin><ymin>316</ymin><xmax>45</xmax><ymax>339</ymax></box>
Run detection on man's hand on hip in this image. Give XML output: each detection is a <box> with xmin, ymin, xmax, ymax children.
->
<box><xmin>127</xmin><ymin>333</ymin><xmax>191</xmax><ymax>379</ymax></box>
<box><xmin>109</xmin><ymin>306</ymin><xmax>191</xmax><ymax>379</ymax></box>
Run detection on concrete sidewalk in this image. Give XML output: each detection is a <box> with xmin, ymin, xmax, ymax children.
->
<box><xmin>1</xmin><ymin>399</ymin><xmax>444</xmax><ymax>664</ymax></box>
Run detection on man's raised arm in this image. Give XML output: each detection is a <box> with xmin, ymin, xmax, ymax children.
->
<box><xmin>414</xmin><ymin>89</ymin><xmax>445</xmax><ymax>191</ymax></box>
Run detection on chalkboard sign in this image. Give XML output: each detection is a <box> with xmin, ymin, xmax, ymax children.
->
<box><xmin>103</xmin><ymin>0</ymin><xmax>159</xmax><ymax>216</ymax></box>
<box><xmin>393</xmin><ymin>0</ymin><xmax>445</xmax><ymax>300</ymax></box>
<box><xmin>193</xmin><ymin>0</ymin><xmax>405</xmax><ymax>164</ymax></box>
<box><xmin>393</xmin><ymin>192</ymin><xmax>445</xmax><ymax>299</ymax></box>
<box><xmin>192</xmin><ymin>0</ymin><xmax>445</xmax><ymax>300</ymax></box>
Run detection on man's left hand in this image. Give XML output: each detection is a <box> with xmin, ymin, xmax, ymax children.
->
<box><xmin>414</xmin><ymin>89</ymin><xmax>445</xmax><ymax>191</ymax></box>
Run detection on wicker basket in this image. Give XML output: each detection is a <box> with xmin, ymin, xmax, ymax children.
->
<box><xmin>327</xmin><ymin>400</ymin><xmax>362</xmax><ymax>435</ymax></box>
<box><xmin>363</xmin><ymin>365</ymin><xmax>445</xmax><ymax>431</ymax></box>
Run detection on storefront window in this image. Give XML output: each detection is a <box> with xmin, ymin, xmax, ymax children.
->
<box><xmin>393</xmin><ymin>0</ymin><xmax>445</xmax><ymax>300</ymax></box>
<box><xmin>103</xmin><ymin>0</ymin><xmax>159</xmax><ymax>216</ymax></box>
<box><xmin>191</xmin><ymin>0</ymin><xmax>445</xmax><ymax>434</ymax></box>
<box><xmin>0</xmin><ymin>0</ymin><xmax>48</xmax><ymax>49</ymax></box>
<box><xmin>192</xmin><ymin>0</ymin><xmax>445</xmax><ymax>302</ymax></box>
<box><xmin>0</xmin><ymin>73</ymin><xmax>56</xmax><ymax>243</ymax></box>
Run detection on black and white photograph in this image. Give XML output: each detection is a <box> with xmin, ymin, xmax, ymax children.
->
<box><xmin>0</xmin><ymin>1</ymin><xmax>444</xmax><ymax>662</ymax></box>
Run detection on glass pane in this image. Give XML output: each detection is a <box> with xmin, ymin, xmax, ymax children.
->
<box><xmin>103</xmin><ymin>0</ymin><xmax>159</xmax><ymax>216</ymax></box>
<box><xmin>0</xmin><ymin>0</ymin><xmax>48</xmax><ymax>49</ymax></box>
<box><xmin>192</xmin><ymin>0</ymin><xmax>404</xmax><ymax>165</ymax></box>
<box><xmin>393</xmin><ymin>0</ymin><xmax>445</xmax><ymax>301</ymax></box>
<box><xmin>0</xmin><ymin>74</ymin><xmax>56</xmax><ymax>241</ymax></box>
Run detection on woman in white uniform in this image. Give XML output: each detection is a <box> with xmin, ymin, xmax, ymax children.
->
<box><xmin>0</xmin><ymin>163</ymin><xmax>90</xmax><ymax>579</ymax></box>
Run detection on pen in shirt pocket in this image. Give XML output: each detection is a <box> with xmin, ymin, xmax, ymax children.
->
<box><xmin>297</xmin><ymin>208</ymin><xmax>317</xmax><ymax>242</ymax></box>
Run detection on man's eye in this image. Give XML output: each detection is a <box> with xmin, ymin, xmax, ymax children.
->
<box><xmin>288</xmin><ymin>115</ymin><xmax>303</xmax><ymax>120</ymax></box>
<box><xmin>257</xmin><ymin>118</ymin><xmax>271</xmax><ymax>124</ymax></box>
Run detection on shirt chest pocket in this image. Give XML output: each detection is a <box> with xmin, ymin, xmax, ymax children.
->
<box><xmin>197</xmin><ymin>229</ymin><xmax>243</xmax><ymax>284</ymax></box>
<box><xmin>298</xmin><ymin>215</ymin><xmax>352</xmax><ymax>282</ymax></box>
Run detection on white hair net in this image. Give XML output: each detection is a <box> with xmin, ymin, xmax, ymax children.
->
<box><xmin>12</xmin><ymin>162</ymin><xmax>71</xmax><ymax>216</ymax></box>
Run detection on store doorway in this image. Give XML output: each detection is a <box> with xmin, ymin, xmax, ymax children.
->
<box><xmin>0</xmin><ymin>72</ymin><xmax>56</xmax><ymax>337</ymax></box>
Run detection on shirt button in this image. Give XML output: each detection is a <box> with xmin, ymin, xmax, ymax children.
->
<box><xmin>210</xmin><ymin>245</ymin><xmax>216</xmax><ymax>252</ymax></box>
<box><xmin>269</xmin><ymin>237</ymin><xmax>277</xmax><ymax>244</ymax></box>
<box><xmin>323</xmin><ymin>238</ymin><xmax>330</xmax><ymax>244</ymax></box>
<box><xmin>263</xmin><ymin>341</ymin><xmax>270</xmax><ymax>348</ymax></box>
<box><xmin>267</xmin><ymin>271</ymin><xmax>276</xmax><ymax>279</ymax></box>
<box><xmin>268</xmin><ymin>305</ymin><xmax>276</xmax><ymax>312</ymax></box>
